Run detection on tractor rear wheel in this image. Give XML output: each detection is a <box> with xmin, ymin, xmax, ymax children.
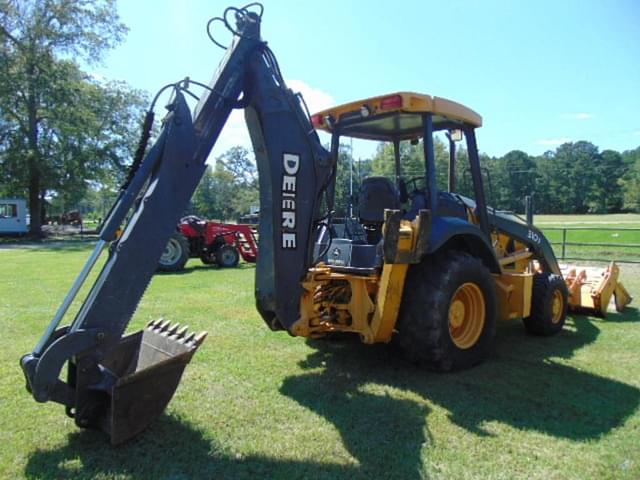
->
<box><xmin>394</xmin><ymin>251</ymin><xmax>497</xmax><ymax>371</ymax></box>
<box><xmin>523</xmin><ymin>273</ymin><xmax>568</xmax><ymax>335</ymax></box>
<box><xmin>158</xmin><ymin>233</ymin><xmax>189</xmax><ymax>272</ymax></box>
<box><xmin>216</xmin><ymin>244</ymin><xmax>240</xmax><ymax>268</ymax></box>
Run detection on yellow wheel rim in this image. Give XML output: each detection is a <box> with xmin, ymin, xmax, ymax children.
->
<box><xmin>551</xmin><ymin>289</ymin><xmax>564</xmax><ymax>324</ymax></box>
<box><xmin>448</xmin><ymin>283</ymin><xmax>486</xmax><ymax>349</ymax></box>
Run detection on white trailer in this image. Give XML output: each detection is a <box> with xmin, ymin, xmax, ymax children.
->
<box><xmin>0</xmin><ymin>198</ymin><xmax>28</xmax><ymax>234</ymax></box>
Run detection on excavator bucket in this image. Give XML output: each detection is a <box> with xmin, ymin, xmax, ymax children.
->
<box><xmin>561</xmin><ymin>262</ymin><xmax>633</xmax><ymax>317</ymax></box>
<box><xmin>82</xmin><ymin>320</ymin><xmax>207</xmax><ymax>444</ymax></box>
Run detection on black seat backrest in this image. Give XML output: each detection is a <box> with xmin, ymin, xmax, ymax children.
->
<box><xmin>403</xmin><ymin>190</ymin><xmax>468</xmax><ymax>220</ymax></box>
<box><xmin>437</xmin><ymin>191</ymin><xmax>468</xmax><ymax>219</ymax></box>
<box><xmin>358</xmin><ymin>176</ymin><xmax>400</xmax><ymax>223</ymax></box>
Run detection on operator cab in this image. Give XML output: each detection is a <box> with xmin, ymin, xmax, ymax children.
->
<box><xmin>311</xmin><ymin>92</ymin><xmax>490</xmax><ymax>273</ymax></box>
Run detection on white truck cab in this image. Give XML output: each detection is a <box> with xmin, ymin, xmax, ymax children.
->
<box><xmin>0</xmin><ymin>198</ymin><xmax>28</xmax><ymax>234</ymax></box>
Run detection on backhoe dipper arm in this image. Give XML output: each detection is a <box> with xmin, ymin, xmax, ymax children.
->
<box><xmin>20</xmin><ymin>5</ymin><xmax>333</xmax><ymax>444</ymax></box>
<box><xmin>193</xmin><ymin>10</ymin><xmax>334</xmax><ymax>329</ymax></box>
<box><xmin>244</xmin><ymin>48</ymin><xmax>334</xmax><ymax>331</ymax></box>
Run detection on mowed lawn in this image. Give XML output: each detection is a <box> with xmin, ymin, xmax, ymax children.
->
<box><xmin>535</xmin><ymin>213</ymin><xmax>640</xmax><ymax>263</ymax></box>
<box><xmin>1</xmin><ymin>239</ymin><xmax>639</xmax><ymax>480</ymax></box>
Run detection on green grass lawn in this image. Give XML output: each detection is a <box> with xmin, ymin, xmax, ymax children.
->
<box><xmin>535</xmin><ymin>213</ymin><xmax>640</xmax><ymax>226</ymax></box>
<box><xmin>1</xmin><ymin>242</ymin><xmax>639</xmax><ymax>480</ymax></box>
<box><xmin>533</xmin><ymin>214</ymin><xmax>640</xmax><ymax>263</ymax></box>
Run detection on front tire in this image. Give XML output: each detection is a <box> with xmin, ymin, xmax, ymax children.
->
<box><xmin>200</xmin><ymin>252</ymin><xmax>217</xmax><ymax>265</ymax></box>
<box><xmin>158</xmin><ymin>233</ymin><xmax>189</xmax><ymax>272</ymax></box>
<box><xmin>216</xmin><ymin>244</ymin><xmax>240</xmax><ymax>268</ymax></box>
<box><xmin>523</xmin><ymin>273</ymin><xmax>568</xmax><ymax>335</ymax></box>
<box><xmin>394</xmin><ymin>251</ymin><xmax>497</xmax><ymax>371</ymax></box>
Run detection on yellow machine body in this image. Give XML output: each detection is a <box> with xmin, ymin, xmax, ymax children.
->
<box><xmin>294</xmin><ymin>214</ymin><xmax>421</xmax><ymax>343</ymax></box>
<box><xmin>294</xmin><ymin>92</ymin><xmax>633</xmax><ymax>344</ymax></box>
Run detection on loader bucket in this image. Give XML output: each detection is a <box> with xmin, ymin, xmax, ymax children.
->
<box><xmin>90</xmin><ymin>320</ymin><xmax>207</xmax><ymax>444</ymax></box>
<box><xmin>561</xmin><ymin>262</ymin><xmax>633</xmax><ymax>317</ymax></box>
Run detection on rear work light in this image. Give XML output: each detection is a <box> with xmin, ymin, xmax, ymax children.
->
<box><xmin>380</xmin><ymin>94</ymin><xmax>403</xmax><ymax>110</ymax></box>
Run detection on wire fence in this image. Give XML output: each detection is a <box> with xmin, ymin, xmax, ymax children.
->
<box><xmin>541</xmin><ymin>227</ymin><xmax>640</xmax><ymax>264</ymax></box>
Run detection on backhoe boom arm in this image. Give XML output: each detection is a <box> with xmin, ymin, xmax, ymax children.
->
<box><xmin>21</xmin><ymin>5</ymin><xmax>333</xmax><ymax>444</ymax></box>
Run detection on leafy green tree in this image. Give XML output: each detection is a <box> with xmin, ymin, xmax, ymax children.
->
<box><xmin>531</xmin><ymin>152</ymin><xmax>554</xmax><ymax>214</ymax></box>
<box><xmin>332</xmin><ymin>144</ymin><xmax>374</xmax><ymax>217</ymax></box>
<box><xmin>535</xmin><ymin>142</ymin><xmax>600</xmax><ymax>214</ymax></box>
<box><xmin>218</xmin><ymin>146</ymin><xmax>258</xmax><ymax>218</ymax></box>
<box><xmin>592</xmin><ymin>150</ymin><xmax>626</xmax><ymax>212</ymax></box>
<box><xmin>0</xmin><ymin>0</ymin><xmax>146</xmax><ymax>235</ymax></box>
<box><xmin>217</xmin><ymin>146</ymin><xmax>257</xmax><ymax>188</ymax></box>
<box><xmin>369</xmin><ymin>137</ymin><xmax>450</xmax><ymax>191</ymax></box>
<box><xmin>489</xmin><ymin>150</ymin><xmax>537</xmax><ymax>212</ymax></box>
<box><xmin>371</xmin><ymin>141</ymin><xmax>422</xmax><ymax>179</ymax></box>
<box><xmin>620</xmin><ymin>147</ymin><xmax>640</xmax><ymax>212</ymax></box>
<box><xmin>189</xmin><ymin>147</ymin><xmax>259</xmax><ymax>221</ymax></box>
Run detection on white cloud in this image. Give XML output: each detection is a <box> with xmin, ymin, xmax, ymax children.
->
<box><xmin>286</xmin><ymin>79</ymin><xmax>335</xmax><ymax>114</ymax></box>
<box><xmin>536</xmin><ymin>138</ymin><xmax>572</xmax><ymax>146</ymax></box>
<box><xmin>560</xmin><ymin>112</ymin><xmax>594</xmax><ymax>120</ymax></box>
<box><xmin>210</xmin><ymin>80</ymin><xmax>334</xmax><ymax>161</ymax></box>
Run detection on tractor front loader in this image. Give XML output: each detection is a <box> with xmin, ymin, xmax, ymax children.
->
<box><xmin>562</xmin><ymin>262</ymin><xmax>632</xmax><ymax>317</ymax></box>
<box><xmin>21</xmin><ymin>3</ymin><xmax>632</xmax><ymax>445</ymax></box>
<box><xmin>158</xmin><ymin>217</ymin><xmax>258</xmax><ymax>272</ymax></box>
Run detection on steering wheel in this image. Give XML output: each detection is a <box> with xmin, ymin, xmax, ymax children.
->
<box><xmin>405</xmin><ymin>176</ymin><xmax>426</xmax><ymax>196</ymax></box>
<box><xmin>180</xmin><ymin>215</ymin><xmax>204</xmax><ymax>224</ymax></box>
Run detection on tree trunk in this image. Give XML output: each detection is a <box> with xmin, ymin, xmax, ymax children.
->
<box><xmin>26</xmin><ymin>60</ymin><xmax>43</xmax><ymax>238</ymax></box>
<box><xmin>28</xmin><ymin>164</ymin><xmax>42</xmax><ymax>237</ymax></box>
<box><xmin>40</xmin><ymin>190</ymin><xmax>47</xmax><ymax>225</ymax></box>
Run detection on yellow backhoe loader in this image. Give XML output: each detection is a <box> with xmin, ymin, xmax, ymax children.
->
<box><xmin>20</xmin><ymin>3</ymin><xmax>632</xmax><ymax>444</ymax></box>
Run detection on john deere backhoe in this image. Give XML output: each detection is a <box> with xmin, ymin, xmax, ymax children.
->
<box><xmin>21</xmin><ymin>3</ymin><xmax>632</xmax><ymax>444</ymax></box>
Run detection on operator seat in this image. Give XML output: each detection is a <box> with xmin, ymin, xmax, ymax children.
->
<box><xmin>358</xmin><ymin>176</ymin><xmax>400</xmax><ymax>223</ymax></box>
<box><xmin>403</xmin><ymin>190</ymin><xmax>468</xmax><ymax>220</ymax></box>
<box><xmin>181</xmin><ymin>215</ymin><xmax>206</xmax><ymax>235</ymax></box>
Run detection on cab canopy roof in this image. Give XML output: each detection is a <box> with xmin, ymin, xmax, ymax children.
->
<box><xmin>311</xmin><ymin>92</ymin><xmax>482</xmax><ymax>142</ymax></box>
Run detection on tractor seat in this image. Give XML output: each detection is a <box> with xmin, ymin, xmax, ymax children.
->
<box><xmin>359</xmin><ymin>177</ymin><xmax>400</xmax><ymax>223</ymax></box>
<box><xmin>181</xmin><ymin>215</ymin><xmax>206</xmax><ymax>235</ymax></box>
<box><xmin>403</xmin><ymin>191</ymin><xmax>468</xmax><ymax>220</ymax></box>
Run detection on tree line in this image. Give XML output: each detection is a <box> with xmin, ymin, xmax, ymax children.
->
<box><xmin>329</xmin><ymin>139</ymin><xmax>640</xmax><ymax>218</ymax></box>
<box><xmin>185</xmin><ymin>139</ymin><xmax>640</xmax><ymax>222</ymax></box>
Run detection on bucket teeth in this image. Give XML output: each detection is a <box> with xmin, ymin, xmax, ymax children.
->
<box><xmin>194</xmin><ymin>331</ymin><xmax>208</xmax><ymax>346</ymax></box>
<box><xmin>175</xmin><ymin>325</ymin><xmax>189</xmax><ymax>338</ymax></box>
<box><xmin>146</xmin><ymin>319</ymin><xmax>170</xmax><ymax>332</ymax></box>
<box><xmin>144</xmin><ymin>320</ymin><xmax>207</xmax><ymax>348</ymax></box>
<box><xmin>183</xmin><ymin>331</ymin><xmax>196</xmax><ymax>344</ymax></box>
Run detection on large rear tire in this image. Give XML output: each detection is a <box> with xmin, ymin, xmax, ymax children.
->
<box><xmin>394</xmin><ymin>251</ymin><xmax>497</xmax><ymax>371</ymax></box>
<box><xmin>158</xmin><ymin>233</ymin><xmax>189</xmax><ymax>272</ymax></box>
<box><xmin>523</xmin><ymin>273</ymin><xmax>568</xmax><ymax>335</ymax></box>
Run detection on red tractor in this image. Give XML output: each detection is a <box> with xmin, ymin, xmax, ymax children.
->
<box><xmin>158</xmin><ymin>216</ymin><xmax>258</xmax><ymax>272</ymax></box>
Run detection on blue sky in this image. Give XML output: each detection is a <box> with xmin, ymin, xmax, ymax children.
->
<box><xmin>93</xmin><ymin>0</ymin><xmax>640</xmax><ymax>160</ymax></box>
